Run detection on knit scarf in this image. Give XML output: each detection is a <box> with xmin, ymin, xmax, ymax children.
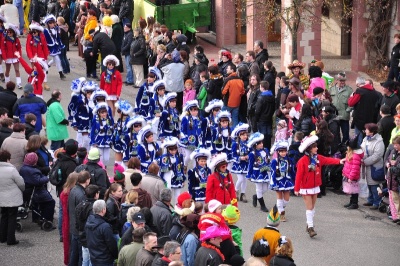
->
<box><xmin>201</xmin><ymin>242</ymin><xmax>225</xmax><ymax>261</ymax></box>
<box><xmin>105</xmin><ymin>68</ymin><xmax>114</xmax><ymax>83</ymax></box>
<box><xmin>309</xmin><ymin>154</ymin><xmax>318</xmax><ymax>171</ymax></box>
<box><xmin>33</xmin><ymin>35</ymin><xmax>41</xmax><ymax>45</ymax></box>
<box><xmin>6</xmin><ymin>35</ymin><xmax>15</xmax><ymax>43</ymax></box>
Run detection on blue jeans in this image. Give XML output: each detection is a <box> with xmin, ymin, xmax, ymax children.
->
<box><xmin>367</xmin><ymin>184</ymin><xmax>380</xmax><ymax>206</ymax></box>
<box><xmin>223</xmin><ymin>106</ymin><xmax>239</xmax><ymax>128</ymax></box>
<box><xmin>354</xmin><ymin>126</ymin><xmax>364</xmax><ymax>146</ymax></box>
<box><xmin>60</xmin><ymin>48</ymin><xmax>70</xmax><ymax>73</ymax></box>
<box><xmin>69</xmin><ymin>234</ymin><xmax>82</xmax><ymax>266</ymax></box>
<box><xmin>257</xmin><ymin>121</ymin><xmax>273</xmax><ymax>151</ymax></box>
<box><xmin>58</xmin><ymin>198</ymin><xmax>62</xmax><ymax>237</ymax></box>
<box><xmin>124</xmin><ymin>55</ymin><xmax>133</xmax><ymax>83</ymax></box>
<box><xmin>82</xmin><ymin>246</ymin><xmax>92</xmax><ymax>266</ymax></box>
<box><xmin>51</xmin><ymin>140</ymin><xmax>65</xmax><ymax>151</ymax></box>
<box><xmin>17</xmin><ymin>6</ymin><xmax>24</xmax><ymax>34</ymax></box>
<box><xmin>339</xmin><ymin>119</ymin><xmax>350</xmax><ymax>143</ymax></box>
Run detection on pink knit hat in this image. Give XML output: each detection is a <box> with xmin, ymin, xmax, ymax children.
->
<box><xmin>24</xmin><ymin>152</ymin><xmax>38</xmax><ymax>166</ymax></box>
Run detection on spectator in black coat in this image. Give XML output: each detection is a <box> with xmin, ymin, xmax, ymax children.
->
<box><xmin>24</xmin><ymin>113</ymin><xmax>39</xmax><ymax>140</ymax></box>
<box><xmin>206</xmin><ymin>65</ymin><xmax>223</xmax><ymax>103</ymax></box>
<box><xmin>0</xmin><ymin>118</ymin><xmax>13</xmax><ymax>147</ymax></box>
<box><xmin>119</xmin><ymin>0</ymin><xmax>133</xmax><ymax>26</ymax></box>
<box><xmin>28</xmin><ymin>0</ymin><xmax>41</xmax><ymax>23</ymax></box>
<box><xmin>0</xmin><ymin>82</ymin><xmax>17</xmax><ymax>117</ymax></box>
<box><xmin>263</xmin><ymin>61</ymin><xmax>277</xmax><ymax>96</ymax></box>
<box><xmin>254</xmin><ymin>40</ymin><xmax>269</xmax><ymax>78</ymax></box>
<box><xmin>91</xmin><ymin>30</ymin><xmax>116</xmax><ymax>73</ymax></box>
<box><xmin>378</xmin><ymin>105</ymin><xmax>395</xmax><ymax>150</ymax></box>
<box><xmin>247</xmin><ymin>74</ymin><xmax>261</xmax><ymax>132</ymax></box>
<box><xmin>164</xmin><ymin>31</ymin><xmax>175</xmax><ymax>54</ymax></box>
<box><xmin>111</xmin><ymin>15</ymin><xmax>124</xmax><ymax>73</ymax></box>
<box><xmin>294</xmin><ymin>103</ymin><xmax>315</xmax><ymax>137</ymax></box>
<box><xmin>321</xmin><ymin>106</ymin><xmax>340</xmax><ymax>154</ymax></box>
<box><xmin>121</xmin><ymin>23</ymin><xmax>133</xmax><ymax>85</ymax></box>
<box><xmin>130</xmin><ymin>28</ymin><xmax>146</xmax><ymax>88</ymax></box>
<box><xmin>255</xmin><ymin>80</ymin><xmax>275</xmax><ymax>150</ymax></box>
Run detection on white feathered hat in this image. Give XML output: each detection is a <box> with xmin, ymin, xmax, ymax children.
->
<box><xmin>214</xmin><ymin>110</ymin><xmax>231</xmax><ymax>124</ymax></box>
<box><xmin>299</xmin><ymin>135</ymin><xmax>318</xmax><ymax>153</ymax></box>
<box><xmin>247</xmin><ymin>132</ymin><xmax>264</xmax><ymax>148</ymax></box>
<box><xmin>231</xmin><ymin>122</ymin><xmax>249</xmax><ymax>138</ymax></box>
<box><xmin>93</xmin><ymin>102</ymin><xmax>108</xmax><ymax>114</ymax></box>
<box><xmin>137</xmin><ymin>125</ymin><xmax>153</xmax><ymax>144</ymax></box>
<box><xmin>209</xmin><ymin>153</ymin><xmax>229</xmax><ymax>171</ymax></box>
<box><xmin>162</xmin><ymin>92</ymin><xmax>177</xmax><ymax>108</ymax></box>
<box><xmin>126</xmin><ymin>115</ymin><xmax>146</xmax><ymax>129</ymax></box>
<box><xmin>205</xmin><ymin>99</ymin><xmax>224</xmax><ymax>113</ymax></box>
<box><xmin>153</xmin><ymin>80</ymin><xmax>166</xmax><ymax>92</ymax></box>
<box><xmin>82</xmin><ymin>81</ymin><xmax>99</xmax><ymax>93</ymax></box>
<box><xmin>274</xmin><ymin>140</ymin><xmax>289</xmax><ymax>151</ymax></box>
<box><xmin>115</xmin><ymin>99</ymin><xmax>133</xmax><ymax>115</ymax></box>
<box><xmin>183</xmin><ymin>100</ymin><xmax>199</xmax><ymax>113</ymax></box>
<box><xmin>148</xmin><ymin>66</ymin><xmax>162</xmax><ymax>81</ymax></box>
<box><xmin>29</xmin><ymin>21</ymin><xmax>44</xmax><ymax>32</ymax></box>
<box><xmin>190</xmin><ymin>147</ymin><xmax>211</xmax><ymax>161</ymax></box>
<box><xmin>102</xmin><ymin>54</ymin><xmax>120</xmax><ymax>67</ymax></box>
<box><xmin>91</xmin><ymin>89</ymin><xmax>108</xmax><ymax>101</ymax></box>
<box><xmin>162</xmin><ymin>136</ymin><xmax>179</xmax><ymax>149</ymax></box>
<box><xmin>6</xmin><ymin>23</ymin><xmax>19</xmax><ymax>36</ymax></box>
<box><xmin>43</xmin><ymin>14</ymin><xmax>57</xmax><ymax>24</ymax></box>
<box><xmin>70</xmin><ymin>77</ymin><xmax>86</xmax><ymax>93</ymax></box>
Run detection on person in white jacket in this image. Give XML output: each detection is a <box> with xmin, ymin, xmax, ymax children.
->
<box><xmin>0</xmin><ymin>0</ymin><xmax>19</xmax><ymax>31</ymax></box>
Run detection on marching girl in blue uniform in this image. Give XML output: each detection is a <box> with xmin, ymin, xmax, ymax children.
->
<box><xmin>112</xmin><ymin>99</ymin><xmax>133</xmax><ymax>168</ymax></box>
<box><xmin>43</xmin><ymin>14</ymin><xmax>66</xmax><ymax>80</ymax></box>
<box><xmin>269</xmin><ymin>140</ymin><xmax>294</xmax><ymax>222</ymax></box>
<box><xmin>231</xmin><ymin>123</ymin><xmax>250</xmax><ymax>203</ymax></box>
<box><xmin>150</xmin><ymin>80</ymin><xmax>166</xmax><ymax>139</ymax></box>
<box><xmin>91</xmin><ymin>89</ymin><xmax>113</xmax><ymax>119</ymax></box>
<box><xmin>90</xmin><ymin>102</ymin><xmax>114</xmax><ymax>164</ymax></box>
<box><xmin>158</xmin><ymin>136</ymin><xmax>186</xmax><ymax>204</ymax></box>
<box><xmin>187</xmin><ymin>148</ymin><xmax>211</xmax><ymax>202</ymax></box>
<box><xmin>247</xmin><ymin>132</ymin><xmax>271</xmax><ymax>213</ymax></box>
<box><xmin>158</xmin><ymin>92</ymin><xmax>180</xmax><ymax>141</ymax></box>
<box><xmin>201</xmin><ymin>99</ymin><xmax>223</xmax><ymax>150</ymax></box>
<box><xmin>68</xmin><ymin>77</ymin><xmax>87</xmax><ymax>146</ymax></box>
<box><xmin>137</xmin><ymin>125</ymin><xmax>161</xmax><ymax>173</ymax></box>
<box><xmin>211</xmin><ymin>111</ymin><xmax>233</xmax><ymax>163</ymax></box>
<box><xmin>180</xmin><ymin>100</ymin><xmax>203</xmax><ymax>169</ymax></box>
<box><xmin>123</xmin><ymin>115</ymin><xmax>146</xmax><ymax>163</ymax></box>
<box><xmin>135</xmin><ymin>67</ymin><xmax>162</xmax><ymax>118</ymax></box>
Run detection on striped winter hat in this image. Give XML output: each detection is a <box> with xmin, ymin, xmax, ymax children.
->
<box><xmin>267</xmin><ymin>205</ymin><xmax>280</xmax><ymax>227</ymax></box>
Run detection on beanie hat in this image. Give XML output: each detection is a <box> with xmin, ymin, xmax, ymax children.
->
<box><xmin>23</xmin><ymin>83</ymin><xmax>34</xmax><ymax>93</ymax></box>
<box><xmin>64</xmin><ymin>139</ymin><xmax>78</xmax><ymax>156</ymax></box>
<box><xmin>88</xmin><ymin>147</ymin><xmax>100</xmax><ymax>161</ymax></box>
<box><xmin>208</xmin><ymin>199</ymin><xmax>222</xmax><ymax>213</ymax></box>
<box><xmin>114</xmin><ymin>163</ymin><xmax>125</xmax><ymax>183</ymax></box>
<box><xmin>222</xmin><ymin>201</ymin><xmax>240</xmax><ymax>225</ymax></box>
<box><xmin>177</xmin><ymin>192</ymin><xmax>192</xmax><ymax>209</ymax></box>
<box><xmin>267</xmin><ymin>205</ymin><xmax>281</xmax><ymax>227</ymax></box>
<box><xmin>24</xmin><ymin>152</ymin><xmax>38</xmax><ymax>166</ymax></box>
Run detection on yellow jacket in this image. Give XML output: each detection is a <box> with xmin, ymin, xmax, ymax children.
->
<box><xmin>84</xmin><ymin>17</ymin><xmax>98</xmax><ymax>40</ymax></box>
<box><xmin>253</xmin><ymin>226</ymin><xmax>281</xmax><ymax>264</ymax></box>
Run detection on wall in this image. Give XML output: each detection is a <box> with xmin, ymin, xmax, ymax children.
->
<box><xmin>321</xmin><ymin>13</ymin><xmax>343</xmax><ymax>56</ymax></box>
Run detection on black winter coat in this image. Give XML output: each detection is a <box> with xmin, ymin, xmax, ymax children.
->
<box><xmin>119</xmin><ymin>0</ymin><xmax>133</xmax><ymax>21</ymax></box>
<box><xmin>206</xmin><ymin>75</ymin><xmax>224</xmax><ymax>102</ymax></box>
<box><xmin>255</xmin><ymin>91</ymin><xmax>275</xmax><ymax>122</ymax></box>
<box><xmin>92</xmin><ymin>31</ymin><xmax>116</xmax><ymax>58</ymax></box>
<box><xmin>263</xmin><ymin>70</ymin><xmax>276</xmax><ymax>96</ymax></box>
<box><xmin>111</xmin><ymin>23</ymin><xmax>123</xmax><ymax>53</ymax></box>
<box><xmin>121</xmin><ymin>30</ymin><xmax>133</xmax><ymax>56</ymax></box>
<box><xmin>55</xmin><ymin>152</ymin><xmax>79</xmax><ymax>196</ymax></box>
<box><xmin>57</xmin><ymin>6</ymin><xmax>71</xmax><ymax>27</ymax></box>
<box><xmin>247</xmin><ymin>87</ymin><xmax>261</xmax><ymax>116</ymax></box>
<box><xmin>28</xmin><ymin>0</ymin><xmax>41</xmax><ymax>23</ymax></box>
<box><xmin>19</xmin><ymin>165</ymin><xmax>53</xmax><ymax>203</ymax></box>
<box><xmin>378</xmin><ymin>115</ymin><xmax>395</xmax><ymax>149</ymax></box>
<box><xmin>130</xmin><ymin>35</ymin><xmax>146</xmax><ymax>65</ymax></box>
<box><xmin>0</xmin><ymin>89</ymin><xmax>17</xmax><ymax>117</ymax></box>
<box><xmin>36</xmin><ymin>145</ymin><xmax>53</xmax><ymax>176</ymax></box>
<box><xmin>325</xmin><ymin>114</ymin><xmax>340</xmax><ymax>154</ymax></box>
<box><xmin>105</xmin><ymin>196</ymin><xmax>121</xmax><ymax>234</ymax></box>
<box><xmin>165</xmin><ymin>41</ymin><xmax>175</xmax><ymax>54</ymax></box>
<box><xmin>24</xmin><ymin>123</ymin><xmax>39</xmax><ymax>140</ymax></box>
<box><xmin>295</xmin><ymin>116</ymin><xmax>314</xmax><ymax>136</ymax></box>
<box><xmin>85</xmin><ymin>214</ymin><xmax>118</xmax><ymax>265</ymax></box>
<box><xmin>255</xmin><ymin>48</ymin><xmax>269</xmax><ymax>77</ymax></box>
<box><xmin>69</xmin><ymin>184</ymin><xmax>86</xmax><ymax>235</ymax></box>
<box><xmin>75</xmin><ymin>198</ymin><xmax>96</xmax><ymax>247</ymax></box>
<box><xmin>388</xmin><ymin>43</ymin><xmax>400</xmax><ymax>68</ymax></box>
<box><xmin>0</xmin><ymin>126</ymin><xmax>12</xmax><ymax>147</ymax></box>
<box><xmin>269</xmin><ymin>254</ymin><xmax>296</xmax><ymax>266</ymax></box>
<box><xmin>75</xmin><ymin>161</ymin><xmax>110</xmax><ymax>199</ymax></box>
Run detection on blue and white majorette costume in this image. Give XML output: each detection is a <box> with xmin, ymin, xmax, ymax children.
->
<box><xmin>135</xmin><ymin>67</ymin><xmax>162</xmax><ymax>120</ymax></box>
<box><xmin>231</xmin><ymin>123</ymin><xmax>250</xmax><ymax>174</ymax></box>
<box><xmin>158</xmin><ymin>92</ymin><xmax>180</xmax><ymax>138</ymax></box>
<box><xmin>158</xmin><ymin>137</ymin><xmax>186</xmax><ymax>192</ymax></box>
<box><xmin>111</xmin><ymin>99</ymin><xmax>133</xmax><ymax>154</ymax></box>
<box><xmin>180</xmin><ymin>100</ymin><xmax>203</xmax><ymax>150</ymax></box>
<box><xmin>91</xmin><ymin>89</ymin><xmax>113</xmax><ymax>118</ymax></box>
<box><xmin>43</xmin><ymin>14</ymin><xmax>64</xmax><ymax>73</ymax></box>
<box><xmin>123</xmin><ymin>115</ymin><xmax>146</xmax><ymax>162</ymax></box>
<box><xmin>90</xmin><ymin>102</ymin><xmax>114</xmax><ymax>148</ymax></box>
<box><xmin>270</xmin><ymin>141</ymin><xmax>295</xmax><ymax>191</ymax></box>
<box><xmin>68</xmin><ymin>77</ymin><xmax>87</xmax><ymax>128</ymax></box>
<box><xmin>247</xmin><ymin>132</ymin><xmax>270</xmax><ymax>183</ymax></box>
<box><xmin>152</xmin><ymin>80</ymin><xmax>166</xmax><ymax>115</ymax></box>
<box><xmin>201</xmin><ymin>99</ymin><xmax>223</xmax><ymax>150</ymax></box>
<box><xmin>211</xmin><ymin>110</ymin><xmax>233</xmax><ymax>161</ymax></box>
<box><xmin>137</xmin><ymin>125</ymin><xmax>160</xmax><ymax>173</ymax></box>
<box><xmin>187</xmin><ymin>148</ymin><xmax>212</xmax><ymax>202</ymax></box>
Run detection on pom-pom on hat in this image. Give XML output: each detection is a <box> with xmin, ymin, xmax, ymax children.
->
<box><xmin>126</xmin><ymin>115</ymin><xmax>146</xmax><ymax>129</ymax></box>
<box><xmin>65</xmin><ymin>139</ymin><xmax>79</xmax><ymax>156</ymax></box>
<box><xmin>94</xmin><ymin>102</ymin><xmax>109</xmax><ymax>114</ymax></box>
<box><xmin>200</xmin><ymin>225</ymin><xmax>231</xmax><ymax>242</ymax></box>
<box><xmin>148</xmin><ymin>66</ymin><xmax>162</xmax><ymax>81</ymax></box>
<box><xmin>6</xmin><ymin>23</ymin><xmax>20</xmax><ymax>36</ymax></box>
<box><xmin>24</xmin><ymin>152</ymin><xmax>38</xmax><ymax>166</ymax></box>
<box><xmin>82</xmin><ymin>81</ymin><xmax>99</xmax><ymax>93</ymax></box>
<box><xmin>152</xmin><ymin>80</ymin><xmax>166</xmax><ymax>91</ymax></box>
<box><xmin>115</xmin><ymin>99</ymin><xmax>133</xmax><ymax>115</ymax></box>
<box><xmin>231</xmin><ymin>122</ymin><xmax>249</xmax><ymax>138</ymax></box>
<box><xmin>209</xmin><ymin>153</ymin><xmax>228</xmax><ymax>171</ymax></box>
<box><xmin>287</xmin><ymin>60</ymin><xmax>306</xmax><ymax>70</ymax></box>
<box><xmin>267</xmin><ymin>205</ymin><xmax>281</xmax><ymax>227</ymax></box>
<box><xmin>137</xmin><ymin>125</ymin><xmax>153</xmax><ymax>144</ymax></box>
<box><xmin>205</xmin><ymin>99</ymin><xmax>224</xmax><ymax>113</ymax></box>
<box><xmin>88</xmin><ymin>147</ymin><xmax>101</xmax><ymax>161</ymax></box>
<box><xmin>247</xmin><ymin>132</ymin><xmax>264</xmax><ymax>148</ymax></box>
<box><xmin>113</xmin><ymin>163</ymin><xmax>125</xmax><ymax>183</ymax></box>
<box><xmin>190</xmin><ymin>148</ymin><xmax>211</xmax><ymax>161</ymax></box>
<box><xmin>71</xmin><ymin>77</ymin><xmax>87</xmax><ymax>93</ymax></box>
<box><xmin>162</xmin><ymin>92</ymin><xmax>177</xmax><ymax>108</ymax></box>
<box><xmin>312</xmin><ymin>87</ymin><xmax>324</xmax><ymax>96</ymax></box>
<box><xmin>0</xmin><ymin>15</ymin><xmax>6</xmax><ymax>23</ymax></box>
<box><xmin>208</xmin><ymin>199</ymin><xmax>222</xmax><ymax>213</ymax></box>
<box><xmin>102</xmin><ymin>54</ymin><xmax>120</xmax><ymax>67</ymax></box>
<box><xmin>183</xmin><ymin>100</ymin><xmax>199</xmax><ymax>113</ymax></box>
<box><xmin>43</xmin><ymin>14</ymin><xmax>57</xmax><ymax>24</ymax></box>
<box><xmin>29</xmin><ymin>21</ymin><xmax>43</xmax><ymax>32</ymax></box>
<box><xmin>299</xmin><ymin>135</ymin><xmax>319</xmax><ymax>153</ymax></box>
<box><xmin>161</xmin><ymin>136</ymin><xmax>179</xmax><ymax>149</ymax></box>
<box><xmin>91</xmin><ymin>89</ymin><xmax>108</xmax><ymax>101</ymax></box>
<box><xmin>274</xmin><ymin>140</ymin><xmax>289</xmax><ymax>151</ymax></box>
<box><xmin>222</xmin><ymin>202</ymin><xmax>240</xmax><ymax>225</ymax></box>
<box><xmin>214</xmin><ymin>110</ymin><xmax>231</xmax><ymax>124</ymax></box>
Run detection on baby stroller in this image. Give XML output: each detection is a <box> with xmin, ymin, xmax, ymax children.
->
<box><xmin>18</xmin><ymin>187</ymin><xmax>54</xmax><ymax>232</ymax></box>
<box><xmin>377</xmin><ymin>187</ymin><xmax>391</xmax><ymax>215</ymax></box>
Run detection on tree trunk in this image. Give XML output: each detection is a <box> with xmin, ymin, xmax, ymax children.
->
<box><xmin>291</xmin><ymin>32</ymin><xmax>298</xmax><ymax>61</ymax></box>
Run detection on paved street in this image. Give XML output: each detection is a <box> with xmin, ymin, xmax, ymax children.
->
<box><xmin>0</xmin><ymin>36</ymin><xmax>399</xmax><ymax>266</ymax></box>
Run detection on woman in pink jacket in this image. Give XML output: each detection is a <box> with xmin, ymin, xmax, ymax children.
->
<box><xmin>342</xmin><ymin>135</ymin><xmax>364</xmax><ymax>209</ymax></box>
<box><xmin>306</xmin><ymin>66</ymin><xmax>326</xmax><ymax>99</ymax></box>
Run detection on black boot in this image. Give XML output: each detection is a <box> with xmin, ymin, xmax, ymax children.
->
<box><xmin>240</xmin><ymin>193</ymin><xmax>248</xmax><ymax>203</ymax></box>
<box><xmin>344</xmin><ymin>198</ymin><xmax>352</xmax><ymax>208</ymax></box>
<box><xmin>59</xmin><ymin>71</ymin><xmax>66</xmax><ymax>80</ymax></box>
<box><xmin>252</xmin><ymin>194</ymin><xmax>257</xmax><ymax>207</ymax></box>
<box><xmin>347</xmin><ymin>194</ymin><xmax>359</xmax><ymax>209</ymax></box>
<box><xmin>258</xmin><ymin>197</ymin><xmax>269</xmax><ymax>212</ymax></box>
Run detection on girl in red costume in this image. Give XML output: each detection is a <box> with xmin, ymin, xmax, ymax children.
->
<box><xmin>0</xmin><ymin>15</ymin><xmax>6</xmax><ymax>82</ymax></box>
<box><xmin>1</xmin><ymin>23</ymin><xmax>22</xmax><ymax>89</ymax></box>
<box><xmin>295</xmin><ymin>135</ymin><xmax>344</xmax><ymax>238</ymax></box>
<box><xmin>26</xmin><ymin>22</ymin><xmax>50</xmax><ymax>91</ymax></box>
<box><xmin>100</xmin><ymin>55</ymin><xmax>122</xmax><ymax>117</ymax></box>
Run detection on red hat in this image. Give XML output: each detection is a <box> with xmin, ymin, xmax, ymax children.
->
<box><xmin>177</xmin><ymin>192</ymin><xmax>192</xmax><ymax>209</ymax></box>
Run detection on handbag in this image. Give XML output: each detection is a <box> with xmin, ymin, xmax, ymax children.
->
<box><xmin>359</xmin><ymin>177</ymin><xmax>369</xmax><ymax>198</ymax></box>
<box><xmin>342</xmin><ymin>178</ymin><xmax>360</xmax><ymax>194</ymax></box>
<box><xmin>370</xmin><ymin>165</ymin><xmax>385</xmax><ymax>182</ymax></box>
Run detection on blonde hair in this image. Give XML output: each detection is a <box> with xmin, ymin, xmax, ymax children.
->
<box><xmin>126</xmin><ymin>206</ymin><xmax>141</xmax><ymax>222</ymax></box>
<box><xmin>396</xmin><ymin>103</ymin><xmax>400</xmax><ymax>113</ymax></box>
<box><xmin>125</xmin><ymin>191</ymin><xmax>139</xmax><ymax>205</ymax></box>
<box><xmin>157</xmin><ymin>44</ymin><xmax>166</xmax><ymax>52</ymax></box>
<box><xmin>275</xmin><ymin>237</ymin><xmax>293</xmax><ymax>258</ymax></box>
<box><xmin>63</xmin><ymin>172</ymin><xmax>79</xmax><ymax>194</ymax></box>
<box><xmin>346</xmin><ymin>146</ymin><xmax>354</xmax><ymax>161</ymax></box>
<box><xmin>57</xmin><ymin>17</ymin><xmax>65</xmax><ymax>24</ymax></box>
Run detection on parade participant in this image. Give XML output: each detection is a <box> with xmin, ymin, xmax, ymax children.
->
<box><xmin>90</xmin><ymin>102</ymin><xmax>114</xmax><ymax>164</ymax></box>
<box><xmin>295</xmin><ymin>135</ymin><xmax>343</xmax><ymax>238</ymax></box>
<box><xmin>1</xmin><ymin>23</ymin><xmax>22</xmax><ymax>89</ymax></box>
<box><xmin>135</xmin><ymin>66</ymin><xmax>162</xmax><ymax>111</ymax></box>
<box><xmin>123</xmin><ymin>115</ymin><xmax>146</xmax><ymax>163</ymax></box>
<box><xmin>188</xmin><ymin>147</ymin><xmax>212</xmax><ymax>202</ymax></box>
<box><xmin>158</xmin><ymin>92</ymin><xmax>180</xmax><ymax>140</ymax></box>
<box><xmin>67</xmin><ymin>78</ymin><xmax>87</xmax><ymax>146</ymax></box>
<box><xmin>287</xmin><ymin>60</ymin><xmax>309</xmax><ymax>92</ymax></box>
<box><xmin>14</xmin><ymin>51</ymin><xmax>46</xmax><ymax>98</ymax></box>
<box><xmin>100</xmin><ymin>55</ymin><xmax>123</xmax><ymax>117</ymax></box>
<box><xmin>152</xmin><ymin>79</ymin><xmax>166</xmax><ymax>115</ymax></box>
<box><xmin>202</xmin><ymin>99</ymin><xmax>223</xmax><ymax>150</ymax></box>
<box><xmin>91</xmin><ymin>89</ymin><xmax>113</xmax><ymax>118</ymax></box>
<box><xmin>269</xmin><ymin>141</ymin><xmax>294</xmax><ymax>222</ymax></box>
<box><xmin>180</xmin><ymin>100</ymin><xmax>202</xmax><ymax>168</ymax></box>
<box><xmin>158</xmin><ymin>136</ymin><xmax>186</xmax><ymax>203</ymax></box>
<box><xmin>231</xmin><ymin>123</ymin><xmax>250</xmax><ymax>203</ymax></box>
<box><xmin>0</xmin><ymin>15</ymin><xmax>6</xmax><ymax>82</ymax></box>
<box><xmin>247</xmin><ymin>132</ymin><xmax>271</xmax><ymax>212</ymax></box>
<box><xmin>43</xmin><ymin>14</ymin><xmax>66</xmax><ymax>80</ymax></box>
<box><xmin>137</xmin><ymin>125</ymin><xmax>161</xmax><ymax>173</ymax></box>
<box><xmin>211</xmin><ymin>111</ymin><xmax>233</xmax><ymax>162</ymax></box>
<box><xmin>206</xmin><ymin>153</ymin><xmax>237</xmax><ymax>206</ymax></box>
<box><xmin>112</xmin><ymin>99</ymin><xmax>132</xmax><ymax>168</ymax></box>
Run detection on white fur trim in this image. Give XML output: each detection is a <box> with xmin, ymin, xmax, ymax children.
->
<box><xmin>299</xmin><ymin>135</ymin><xmax>319</xmax><ymax>153</ymax></box>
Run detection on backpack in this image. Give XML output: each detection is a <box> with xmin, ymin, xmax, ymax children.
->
<box><xmin>49</xmin><ymin>160</ymin><xmax>63</xmax><ymax>186</ymax></box>
<box><xmin>75</xmin><ymin>164</ymin><xmax>110</xmax><ymax>196</ymax></box>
